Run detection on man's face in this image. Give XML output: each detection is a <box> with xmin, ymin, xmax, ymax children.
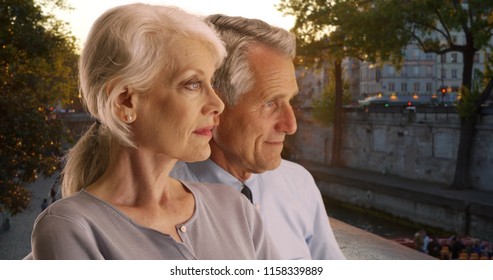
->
<box><xmin>211</xmin><ymin>44</ymin><xmax>298</xmax><ymax>178</ymax></box>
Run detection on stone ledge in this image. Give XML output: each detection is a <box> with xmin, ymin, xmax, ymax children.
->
<box><xmin>330</xmin><ymin>218</ymin><xmax>434</xmax><ymax>260</ymax></box>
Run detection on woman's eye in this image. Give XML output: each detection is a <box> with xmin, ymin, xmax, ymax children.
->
<box><xmin>185</xmin><ymin>81</ymin><xmax>201</xmax><ymax>91</ymax></box>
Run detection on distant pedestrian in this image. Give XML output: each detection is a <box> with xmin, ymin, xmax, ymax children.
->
<box><xmin>449</xmin><ymin>236</ymin><xmax>464</xmax><ymax>259</ymax></box>
<box><xmin>427</xmin><ymin>236</ymin><xmax>441</xmax><ymax>258</ymax></box>
<box><xmin>2</xmin><ymin>215</ymin><xmax>10</xmax><ymax>231</ymax></box>
<box><xmin>49</xmin><ymin>175</ymin><xmax>61</xmax><ymax>203</ymax></box>
<box><xmin>422</xmin><ymin>231</ymin><xmax>430</xmax><ymax>253</ymax></box>
<box><xmin>40</xmin><ymin>199</ymin><xmax>48</xmax><ymax>212</ymax></box>
<box><xmin>414</xmin><ymin>229</ymin><xmax>425</xmax><ymax>251</ymax></box>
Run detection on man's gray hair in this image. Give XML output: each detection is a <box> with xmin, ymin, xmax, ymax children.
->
<box><xmin>206</xmin><ymin>14</ymin><xmax>296</xmax><ymax>106</ymax></box>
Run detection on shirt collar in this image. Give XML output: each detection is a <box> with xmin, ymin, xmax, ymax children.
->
<box><xmin>187</xmin><ymin>159</ymin><xmax>258</xmax><ymax>191</ymax></box>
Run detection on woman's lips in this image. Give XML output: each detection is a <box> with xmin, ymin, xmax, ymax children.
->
<box><xmin>193</xmin><ymin>126</ymin><xmax>214</xmax><ymax>137</ymax></box>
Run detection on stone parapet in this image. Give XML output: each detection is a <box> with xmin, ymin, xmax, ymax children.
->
<box><xmin>330</xmin><ymin>218</ymin><xmax>435</xmax><ymax>260</ymax></box>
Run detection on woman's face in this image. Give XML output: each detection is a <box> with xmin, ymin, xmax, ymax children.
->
<box><xmin>133</xmin><ymin>37</ymin><xmax>224</xmax><ymax>162</ymax></box>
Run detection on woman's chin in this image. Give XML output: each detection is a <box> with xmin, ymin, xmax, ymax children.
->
<box><xmin>181</xmin><ymin>149</ymin><xmax>211</xmax><ymax>163</ymax></box>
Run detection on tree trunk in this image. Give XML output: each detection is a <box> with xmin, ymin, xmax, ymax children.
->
<box><xmin>451</xmin><ymin>116</ymin><xmax>475</xmax><ymax>189</ymax></box>
<box><xmin>449</xmin><ymin>47</ymin><xmax>476</xmax><ymax>189</ymax></box>
<box><xmin>331</xmin><ymin>59</ymin><xmax>343</xmax><ymax>166</ymax></box>
<box><xmin>450</xmin><ymin>79</ymin><xmax>493</xmax><ymax>189</ymax></box>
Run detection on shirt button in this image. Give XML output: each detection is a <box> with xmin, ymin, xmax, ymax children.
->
<box><xmin>180</xmin><ymin>226</ymin><xmax>187</xmax><ymax>233</ymax></box>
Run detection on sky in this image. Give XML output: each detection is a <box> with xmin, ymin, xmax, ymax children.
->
<box><xmin>55</xmin><ymin>0</ymin><xmax>295</xmax><ymax>48</ymax></box>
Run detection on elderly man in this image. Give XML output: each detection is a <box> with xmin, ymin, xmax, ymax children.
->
<box><xmin>171</xmin><ymin>14</ymin><xmax>345</xmax><ymax>260</ymax></box>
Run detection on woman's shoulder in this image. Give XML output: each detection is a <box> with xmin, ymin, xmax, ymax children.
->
<box><xmin>42</xmin><ymin>191</ymin><xmax>88</xmax><ymax>215</ymax></box>
<box><xmin>35</xmin><ymin>190</ymin><xmax>109</xmax><ymax>225</ymax></box>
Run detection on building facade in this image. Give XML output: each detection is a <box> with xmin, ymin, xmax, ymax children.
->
<box><xmin>354</xmin><ymin>35</ymin><xmax>488</xmax><ymax>104</ymax></box>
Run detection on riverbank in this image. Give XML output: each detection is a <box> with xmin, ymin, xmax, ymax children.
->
<box><xmin>301</xmin><ymin>160</ymin><xmax>493</xmax><ymax>244</ymax></box>
<box><xmin>324</xmin><ymin>196</ymin><xmax>492</xmax><ymax>260</ymax></box>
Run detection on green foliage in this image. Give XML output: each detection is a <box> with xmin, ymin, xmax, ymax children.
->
<box><xmin>457</xmin><ymin>70</ymin><xmax>492</xmax><ymax>118</ymax></box>
<box><xmin>484</xmin><ymin>53</ymin><xmax>493</xmax><ymax>82</ymax></box>
<box><xmin>456</xmin><ymin>87</ymin><xmax>481</xmax><ymax>118</ymax></box>
<box><xmin>279</xmin><ymin>0</ymin><xmax>493</xmax><ymax>88</ymax></box>
<box><xmin>0</xmin><ymin>0</ymin><xmax>78</xmax><ymax>215</ymax></box>
<box><xmin>312</xmin><ymin>83</ymin><xmax>352</xmax><ymax>127</ymax></box>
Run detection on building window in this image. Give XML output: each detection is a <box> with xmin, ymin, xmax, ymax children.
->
<box><xmin>414</xmin><ymin>83</ymin><xmax>420</xmax><ymax>92</ymax></box>
<box><xmin>441</xmin><ymin>68</ymin><xmax>447</xmax><ymax>79</ymax></box>
<box><xmin>401</xmin><ymin>83</ymin><xmax>408</xmax><ymax>93</ymax></box>
<box><xmin>413</xmin><ymin>66</ymin><xmax>419</xmax><ymax>76</ymax></box>
<box><xmin>389</xmin><ymin>82</ymin><xmax>395</xmax><ymax>91</ymax></box>
<box><xmin>452</xmin><ymin>69</ymin><xmax>458</xmax><ymax>79</ymax></box>
<box><xmin>440</xmin><ymin>54</ymin><xmax>446</xmax><ymax>63</ymax></box>
<box><xmin>426</xmin><ymin>83</ymin><xmax>432</xmax><ymax>93</ymax></box>
<box><xmin>451</xmin><ymin>53</ymin><xmax>458</xmax><ymax>63</ymax></box>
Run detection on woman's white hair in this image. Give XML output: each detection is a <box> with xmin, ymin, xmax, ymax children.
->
<box><xmin>61</xmin><ymin>3</ymin><xmax>226</xmax><ymax>197</ymax></box>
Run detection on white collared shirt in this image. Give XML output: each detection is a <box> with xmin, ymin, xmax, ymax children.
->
<box><xmin>171</xmin><ymin>159</ymin><xmax>346</xmax><ymax>260</ymax></box>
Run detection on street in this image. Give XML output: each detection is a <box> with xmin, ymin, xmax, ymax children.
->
<box><xmin>0</xmin><ymin>174</ymin><xmax>56</xmax><ymax>259</ymax></box>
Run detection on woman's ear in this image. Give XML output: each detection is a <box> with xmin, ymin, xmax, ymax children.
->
<box><xmin>115</xmin><ymin>86</ymin><xmax>137</xmax><ymax>123</ymax></box>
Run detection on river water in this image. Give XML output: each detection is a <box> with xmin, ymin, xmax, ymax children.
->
<box><xmin>323</xmin><ymin>197</ymin><xmax>434</xmax><ymax>239</ymax></box>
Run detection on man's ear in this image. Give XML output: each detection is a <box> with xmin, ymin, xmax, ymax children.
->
<box><xmin>114</xmin><ymin>86</ymin><xmax>137</xmax><ymax>123</ymax></box>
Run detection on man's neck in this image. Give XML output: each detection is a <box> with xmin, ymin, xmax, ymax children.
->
<box><xmin>209</xmin><ymin>143</ymin><xmax>252</xmax><ymax>182</ymax></box>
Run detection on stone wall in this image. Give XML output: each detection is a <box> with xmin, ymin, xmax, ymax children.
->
<box><xmin>290</xmin><ymin>108</ymin><xmax>493</xmax><ymax>192</ymax></box>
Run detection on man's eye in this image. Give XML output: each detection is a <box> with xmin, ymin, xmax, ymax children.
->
<box><xmin>185</xmin><ymin>81</ymin><xmax>201</xmax><ymax>90</ymax></box>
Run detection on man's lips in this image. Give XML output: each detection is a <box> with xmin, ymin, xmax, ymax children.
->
<box><xmin>193</xmin><ymin>126</ymin><xmax>214</xmax><ymax>137</ymax></box>
<box><xmin>265</xmin><ymin>140</ymin><xmax>284</xmax><ymax>145</ymax></box>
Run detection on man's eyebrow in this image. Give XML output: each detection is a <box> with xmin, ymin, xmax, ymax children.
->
<box><xmin>260</xmin><ymin>90</ymin><xmax>298</xmax><ymax>101</ymax></box>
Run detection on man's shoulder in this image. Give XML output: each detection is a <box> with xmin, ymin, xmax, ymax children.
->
<box><xmin>260</xmin><ymin>159</ymin><xmax>319</xmax><ymax>196</ymax></box>
<box><xmin>279</xmin><ymin>159</ymin><xmax>305</xmax><ymax>169</ymax></box>
<box><xmin>270</xmin><ymin>159</ymin><xmax>312</xmax><ymax>178</ymax></box>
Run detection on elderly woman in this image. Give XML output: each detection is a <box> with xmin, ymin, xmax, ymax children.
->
<box><xmin>30</xmin><ymin>3</ymin><xmax>278</xmax><ymax>260</ymax></box>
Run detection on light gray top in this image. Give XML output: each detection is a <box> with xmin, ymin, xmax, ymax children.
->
<box><xmin>171</xmin><ymin>159</ymin><xmax>346</xmax><ymax>260</ymax></box>
<box><xmin>31</xmin><ymin>181</ymin><xmax>279</xmax><ymax>260</ymax></box>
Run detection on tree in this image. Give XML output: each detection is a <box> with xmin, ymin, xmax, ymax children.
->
<box><xmin>278</xmin><ymin>0</ymin><xmax>364</xmax><ymax>166</ymax></box>
<box><xmin>312</xmin><ymin>76</ymin><xmax>352</xmax><ymax>127</ymax></box>
<box><xmin>0</xmin><ymin>0</ymin><xmax>78</xmax><ymax>215</ymax></box>
<box><xmin>279</xmin><ymin>0</ymin><xmax>493</xmax><ymax>189</ymax></box>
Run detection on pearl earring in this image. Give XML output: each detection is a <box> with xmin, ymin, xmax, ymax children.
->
<box><xmin>126</xmin><ymin>114</ymin><xmax>133</xmax><ymax>122</ymax></box>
